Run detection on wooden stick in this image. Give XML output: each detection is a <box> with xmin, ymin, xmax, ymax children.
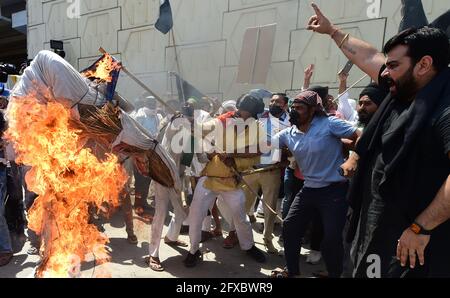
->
<box><xmin>333</xmin><ymin>73</ymin><xmax>369</xmax><ymax>103</ymax></box>
<box><xmin>240</xmin><ymin>164</ymin><xmax>285</xmax><ymax>176</ymax></box>
<box><xmin>230</xmin><ymin>166</ymin><xmax>283</xmax><ymax>222</ymax></box>
<box><xmin>205</xmin><ymin>138</ymin><xmax>283</xmax><ymax>221</ymax></box>
<box><xmin>99</xmin><ymin>47</ymin><xmax>177</xmax><ymax>115</ymax></box>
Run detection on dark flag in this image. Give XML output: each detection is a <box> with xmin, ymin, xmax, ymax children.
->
<box><xmin>106</xmin><ymin>66</ymin><xmax>121</xmax><ymax>102</ymax></box>
<box><xmin>398</xmin><ymin>1</ymin><xmax>450</xmax><ymax>62</ymax></box>
<box><xmin>81</xmin><ymin>54</ymin><xmax>122</xmax><ymax>102</ymax></box>
<box><xmin>170</xmin><ymin>72</ymin><xmax>207</xmax><ymax>104</ymax></box>
<box><xmin>399</xmin><ymin>0</ymin><xmax>428</xmax><ymax>32</ymax></box>
<box><xmin>155</xmin><ymin>0</ymin><xmax>173</xmax><ymax>35</ymax></box>
<box><xmin>430</xmin><ymin>9</ymin><xmax>450</xmax><ymax>63</ymax></box>
<box><xmin>430</xmin><ymin>10</ymin><xmax>450</xmax><ymax>39</ymax></box>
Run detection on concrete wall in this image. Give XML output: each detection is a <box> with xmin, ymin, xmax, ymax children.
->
<box><xmin>26</xmin><ymin>0</ymin><xmax>448</xmax><ymax>102</ymax></box>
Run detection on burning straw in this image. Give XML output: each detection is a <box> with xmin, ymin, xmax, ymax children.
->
<box><xmin>5</xmin><ymin>94</ymin><xmax>128</xmax><ymax>277</ymax></box>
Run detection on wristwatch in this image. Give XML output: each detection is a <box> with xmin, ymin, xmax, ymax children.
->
<box><xmin>410</xmin><ymin>222</ymin><xmax>433</xmax><ymax>235</ymax></box>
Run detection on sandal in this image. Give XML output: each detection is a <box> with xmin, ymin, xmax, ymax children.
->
<box><xmin>271</xmin><ymin>268</ymin><xmax>289</xmax><ymax>278</ymax></box>
<box><xmin>127</xmin><ymin>234</ymin><xmax>138</xmax><ymax>245</ymax></box>
<box><xmin>212</xmin><ymin>228</ymin><xmax>223</xmax><ymax>238</ymax></box>
<box><xmin>134</xmin><ymin>208</ymin><xmax>153</xmax><ymax>222</ymax></box>
<box><xmin>134</xmin><ymin>206</ymin><xmax>145</xmax><ymax>216</ymax></box>
<box><xmin>145</xmin><ymin>256</ymin><xmax>165</xmax><ymax>272</ymax></box>
<box><xmin>164</xmin><ymin>237</ymin><xmax>188</xmax><ymax>247</ymax></box>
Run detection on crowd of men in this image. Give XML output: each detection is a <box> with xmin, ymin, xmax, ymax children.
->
<box><xmin>1</xmin><ymin>3</ymin><xmax>449</xmax><ymax>278</ymax></box>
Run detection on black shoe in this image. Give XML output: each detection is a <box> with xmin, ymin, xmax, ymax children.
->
<box><xmin>246</xmin><ymin>245</ymin><xmax>266</xmax><ymax>263</ymax></box>
<box><xmin>180</xmin><ymin>225</ymin><xmax>190</xmax><ymax>235</ymax></box>
<box><xmin>183</xmin><ymin>250</ymin><xmax>202</xmax><ymax>268</ymax></box>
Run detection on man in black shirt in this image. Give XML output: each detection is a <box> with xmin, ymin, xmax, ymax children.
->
<box><xmin>357</xmin><ymin>83</ymin><xmax>389</xmax><ymax>127</ymax></box>
<box><xmin>307</xmin><ymin>3</ymin><xmax>450</xmax><ymax>278</ymax></box>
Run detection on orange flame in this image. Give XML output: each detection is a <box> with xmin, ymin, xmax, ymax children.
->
<box><xmin>82</xmin><ymin>54</ymin><xmax>121</xmax><ymax>83</ymax></box>
<box><xmin>5</xmin><ymin>95</ymin><xmax>128</xmax><ymax>278</ymax></box>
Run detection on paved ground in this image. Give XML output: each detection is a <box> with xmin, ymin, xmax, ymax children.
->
<box><xmin>1</xmin><ymin>204</ymin><xmax>325</xmax><ymax>278</ymax></box>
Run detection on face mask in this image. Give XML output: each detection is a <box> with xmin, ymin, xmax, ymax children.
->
<box><xmin>289</xmin><ymin>110</ymin><xmax>300</xmax><ymax>127</ymax></box>
<box><xmin>269</xmin><ymin>105</ymin><xmax>284</xmax><ymax>116</ymax></box>
<box><xmin>182</xmin><ymin>106</ymin><xmax>194</xmax><ymax>117</ymax></box>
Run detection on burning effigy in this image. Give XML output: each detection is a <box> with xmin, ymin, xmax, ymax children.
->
<box><xmin>5</xmin><ymin>50</ymin><xmax>180</xmax><ymax>277</ymax></box>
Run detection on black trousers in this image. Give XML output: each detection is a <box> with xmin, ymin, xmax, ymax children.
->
<box><xmin>353</xmin><ymin>213</ymin><xmax>450</xmax><ymax>278</ymax></box>
<box><xmin>133</xmin><ymin>167</ymin><xmax>151</xmax><ymax>207</ymax></box>
<box><xmin>283</xmin><ymin>182</ymin><xmax>349</xmax><ymax>277</ymax></box>
<box><xmin>5</xmin><ymin>163</ymin><xmax>25</xmax><ymax>235</ymax></box>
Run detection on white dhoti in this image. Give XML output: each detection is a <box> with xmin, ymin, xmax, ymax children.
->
<box><xmin>216</xmin><ymin>196</ymin><xmax>235</xmax><ymax>231</ymax></box>
<box><xmin>219</xmin><ymin>170</ymin><xmax>281</xmax><ymax>241</ymax></box>
<box><xmin>149</xmin><ymin>182</ymin><xmax>187</xmax><ymax>258</ymax></box>
<box><xmin>187</xmin><ymin>177</ymin><xmax>254</xmax><ymax>254</ymax></box>
<box><xmin>182</xmin><ymin>205</ymin><xmax>215</xmax><ymax>232</ymax></box>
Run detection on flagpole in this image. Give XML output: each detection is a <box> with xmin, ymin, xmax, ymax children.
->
<box><xmin>170</xmin><ymin>29</ymin><xmax>186</xmax><ymax>102</ymax></box>
<box><xmin>333</xmin><ymin>74</ymin><xmax>369</xmax><ymax>104</ymax></box>
<box><xmin>170</xmin><ymin>28</ymin><xmax>218</xmax><ymax>109</ymax></box>
<box><xmin>98</xmin><ymin>47</ymin><xmax>177</xmax><ymax>115</ymax></box>
<box><xmin>171</xmin><ymin>30</ymin><xmax>183</xmax><ymax>80</ymax></box>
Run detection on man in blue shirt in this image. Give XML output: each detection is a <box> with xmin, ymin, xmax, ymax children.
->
<box><xmin>273</xmin><ymin>91</ymin><xmax>360</xmax><ymax>278</ymax></box>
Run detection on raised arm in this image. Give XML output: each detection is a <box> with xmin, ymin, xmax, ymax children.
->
<box><xmin>338</xmin><ymin>72</ymin><xmax>348</xmax><ymax>95</ymax></box>
<box><xmin>302</xmin><ymin>64</ymin><xmax>315</xmax><ymax>91</ymax></box>
<box><xmin>307</xmin><ymin>3</ymin><xmax>385</xmax><ymax>84</ymax></box>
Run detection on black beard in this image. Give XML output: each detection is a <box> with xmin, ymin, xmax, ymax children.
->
<box><xmin>395</xmin><ymin>68</ymin><xmax>418</xmax><ymax>101</ymax></box>
<box><xmin>358</xmin><ymin>112</ymin><xmax>372</xmax><ymax>126</ymax></box>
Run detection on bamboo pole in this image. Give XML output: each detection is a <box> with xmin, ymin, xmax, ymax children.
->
<box><xmin>99</xmin><ymin>47</ymin><xmax>177</xmax><ymax>115</ymax></box>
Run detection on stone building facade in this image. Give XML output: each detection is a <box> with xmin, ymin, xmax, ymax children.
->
<box><xmin>27</xmin><ymin>0</ymin><xmax>448</xmax><ymax>102</ymax></box>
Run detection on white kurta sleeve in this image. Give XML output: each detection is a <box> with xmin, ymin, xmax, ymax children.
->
<box><xmin>337</xmin><ymin>92</ymin><xmax>358</xmax><ymax>123</ymax></box>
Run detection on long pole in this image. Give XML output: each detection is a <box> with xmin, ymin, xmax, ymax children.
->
<box><xmin>204</xmin><ymin>139</ymin><xmax>282</xmax><ymax>221</ymax></box>
<box><xmin>99</xmin><ymin>47</ymin><xmax>177</xmax><ymax>115</ymax></box>
<box><xmin>171</xmin><ymin>30</ymin><xmax>183</xmax><ymax>81</ymax></box>
<box><xmin>170</xmin><ymin>30</ymin><xmax>186</xmax><ymax>102</ymax></box>
<box><xmin>333</xmin><ymin>73</ymin><xmax>369</xmax><ymax>103</ymax></box>
<box><xmin>230</xmin><ymin>167</ymin><xmax>282</xmax><ymax>222</ymax></box>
